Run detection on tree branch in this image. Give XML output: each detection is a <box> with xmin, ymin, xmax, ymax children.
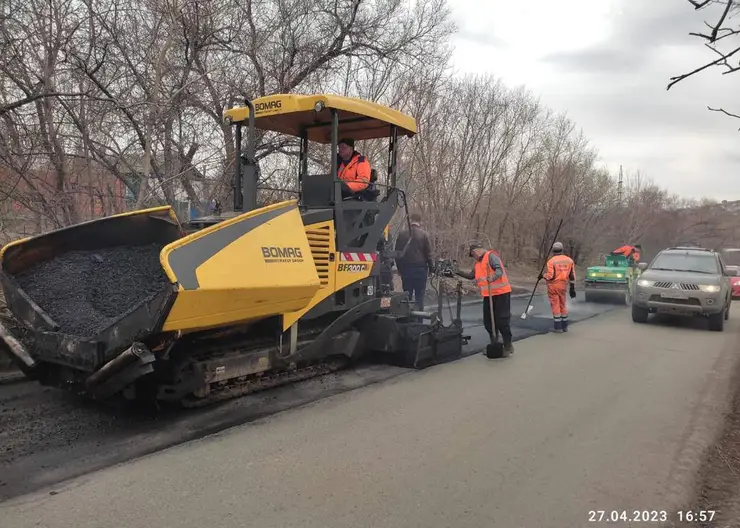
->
<box><xmin>667</xmin><ymin>44</ymin><xmax>740</xmax><ymax>89</ymax></box>
<box><xmin>0</xmin><ymin>90</ymin><xmax>91</xmax><ymax>117</ymax></box>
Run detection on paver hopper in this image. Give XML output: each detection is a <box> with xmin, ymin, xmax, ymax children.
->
<box><xmin>0</xmin><ymin>202</ymin><xmax>321</xmax><ymax>379</ymax></box>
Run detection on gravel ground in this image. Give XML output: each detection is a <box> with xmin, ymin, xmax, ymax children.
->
<box><xmin>12</xmin><ymin>244</ymin><xmax>168</xmax><ymax>337</ymax></box>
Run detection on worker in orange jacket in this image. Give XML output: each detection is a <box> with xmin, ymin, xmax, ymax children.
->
<box><xmin>337</xmin><ymin>138</ymin><xmax>371</xmax><ymax>199</ymax></box>
<box><xmin>612</xmin><ymin>244</ymin><xmax>641</xmax><ymax>264</ymax></box>
<box><xmin>455</xmin><ymin>243</ymin><xmax>514</xmax><ymax>353</ymax></box>
<box><xmin>538</xmin><ymin>241</ymin><xmax>576</xmax><ymax>333</ymax></box>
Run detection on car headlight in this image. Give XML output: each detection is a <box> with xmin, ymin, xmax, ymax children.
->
<box><xmin>637</xmin><ymin>279</ymin><xmax>654</xmax><ymax>287</ymax></box>
<box><xmin>615</xmin><ymin>273</ymin><xmax>623</xmax><ymax>278</ymax></box>
<box><xmin>699</xmin><ymin>284</ymin><xmax>721</xmax><ymax>293</ymax></box>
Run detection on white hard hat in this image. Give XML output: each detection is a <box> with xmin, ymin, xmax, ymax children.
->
<box><xmin>553</xmin><ymin>241</ymin><xmax>564</xmax><ymax>251</ymax></box>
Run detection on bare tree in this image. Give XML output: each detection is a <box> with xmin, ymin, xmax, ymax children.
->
<box><xmin>667</xmin><ymin>0</ymin><xmax>740</xmax><ymax>125</ymax></box>
<box><xmin>1</xmin><ymin>0</ymin><xmax>736</xmax><ymax>267</ymax></box>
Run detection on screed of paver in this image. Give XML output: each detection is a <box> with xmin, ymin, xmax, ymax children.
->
<box><xmin>3</xmin><ymin>310</ymin><xmax>738</xmax><ymax>528</ymax></box>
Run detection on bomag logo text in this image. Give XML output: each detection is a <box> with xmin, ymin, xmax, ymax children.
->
<box><xmin>261</xmin><ymin>246</ymin><xmax>304</xmax><ymax>264</ymax></box>
<box><xmin>254</xmin><ymin>100</ymin><xmax>282</xmax><ymax>113</ymax></box>
<box><xmin>338</xmin><ymin>263</ymin><xmax>369</xmax><ymax>273</ymax></box>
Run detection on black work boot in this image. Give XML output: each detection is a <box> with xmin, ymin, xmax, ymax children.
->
<box><xmin>562</xmin><ymin>319</ymin><xmax>569</xmax><ymax>332</ymax></box>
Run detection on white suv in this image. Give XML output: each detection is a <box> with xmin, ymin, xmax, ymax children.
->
<box><xmin>632</xmin><ymin>247</ymin><xmax>734</xmax><ymax>331</ymax></box>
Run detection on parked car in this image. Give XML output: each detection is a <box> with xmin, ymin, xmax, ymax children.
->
<box><xmin>727</xmin><ymin>265</ymin><xmax>740</xmax><ymax>299</ymax></box>
<box><xmin>632</xmin><ymin>246</ymin><xmax>736</xmax><ymax>331</ymax></box>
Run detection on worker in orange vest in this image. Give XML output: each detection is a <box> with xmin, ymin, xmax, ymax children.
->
<box><xmin>337</xmin><ymin>138</ymin><xmax>371</xmax><ymax>199</ymax></box>
<box><xmin>612</xmin><ymin>244</ymin><xmax>641</xmax><ymax>264</ymax></box>
<box><xmin>455</xmin><ymin>243</ymin><xmax>514</xmax><ymax>354</ymax></box>
<box><xmin>539</xmin><ymin>241</ymin><xmax>576</xmax><ymax>333</ymax></box>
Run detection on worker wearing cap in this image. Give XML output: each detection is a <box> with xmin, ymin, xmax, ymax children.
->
<box><xmin>539</xmin><ymin>242</ymin><xmax>576</xmax><ymax>333</ymax></box>
<box><xmin>394</xmin><ymin>213</ymin><xmax>435</xmax><ymax>311</ymax></box>
<box><xmin>337</xmin><ymin>138</ymin><xmax>371</xmax><ymax>198</ymax></box>
<box><xmin>455</xmin><ymin>243</ymin><xmax>514</xmax><ymax>353</ymax></box>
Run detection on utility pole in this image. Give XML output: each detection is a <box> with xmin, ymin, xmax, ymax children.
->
<box><xmin>617</xmin><ymin>165</ymin><xmax>623</xmax><ymax>207</ymax></box>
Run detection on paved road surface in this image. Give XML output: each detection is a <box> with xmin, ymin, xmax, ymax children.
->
<box><xmin>0</xmin><ymin>293</ymin><xmax>616</xmax><ymax>500</ymax></box>
<box><xmin>452</xmin><ymin>290</ymin><xmax>622</xmax><ymax>345</ymax></box>
<box><xmin>3</xmin><ymin>307</ymin><xmax>738</xmax><ymax>527</ymax></box>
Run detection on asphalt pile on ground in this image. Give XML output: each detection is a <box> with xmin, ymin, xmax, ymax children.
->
<box><xmin>13</xmin><ymin>244</ymin><xmax>168</xmax><ymax>337</ymax></box>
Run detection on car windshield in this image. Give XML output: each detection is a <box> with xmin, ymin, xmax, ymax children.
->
<box><xmin>650</xmin><ymin>253</ymin><xmax>719</xmax><ymax>274</ymax></box>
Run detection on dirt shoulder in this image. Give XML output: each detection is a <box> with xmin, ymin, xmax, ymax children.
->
<box><xmin>673</xmin><ymin>336</ymin><xmax>740</xmax><ymax>527</ymax></box>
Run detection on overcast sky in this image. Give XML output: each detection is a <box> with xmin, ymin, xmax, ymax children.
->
<box><xmin>449</xmin><ymin>0</ymin><xmax>740</xmax><ymax>201</ymax></box>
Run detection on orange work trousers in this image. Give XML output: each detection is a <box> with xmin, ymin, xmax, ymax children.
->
<box><xmin>547</xmin><ymin>282</ymin><xmax>568</xmax><ymax>321</ymax></box>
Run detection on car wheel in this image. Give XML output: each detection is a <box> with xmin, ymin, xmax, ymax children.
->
<box><xmin>632</xmin><ymin>305</ymin><xmax>649</xmax><ymax>323</ymax></box>
<box><xmin>725</xmin><ymin>301</ymin><xmax>730</xmax><ymax>321</ymax></box>
<box><xmin>623</xmin><ymin>287</ymin><xmax>632</xmax><ymax>306</ymax></box>
<box><xmin>709</xmin><ymin>309</ymin><xmax>725</xmax><ymax>332</ymax></box>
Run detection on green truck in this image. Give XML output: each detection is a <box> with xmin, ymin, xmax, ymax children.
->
<box><xmin>584</xmin><ymin>253</ymin><xmax>641</xmax><ymax>305</ymax></box>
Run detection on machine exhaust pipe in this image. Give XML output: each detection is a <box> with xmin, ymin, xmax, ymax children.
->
<box><xmin>234</xmin><ymin>99</ymin><xmax>257</xmax><ymax>214</ymax></box>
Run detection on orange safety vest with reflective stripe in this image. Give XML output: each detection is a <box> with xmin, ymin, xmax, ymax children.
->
<box><xmin>338</xmin><ymin>153</ymin><xmax>371</xmax><ymax>192</ymax></box>
<box><xmin>474</xmin><ymin>250</ymin><xmax>512</xmax><ymax>297</ymax></box>
<box><xmin>545</xmin><ymin>254</ymin><xmax>575</xmax><ymax>285</ymax></box>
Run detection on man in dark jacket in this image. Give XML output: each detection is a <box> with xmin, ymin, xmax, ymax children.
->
<box><xmin>394</xmin><ymin>213</ymin><xmax>434</xmax><ymax>311</ymax></box>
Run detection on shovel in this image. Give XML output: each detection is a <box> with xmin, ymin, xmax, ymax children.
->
<box><xmin>485</xmin><ymin>292</ymin><xmax>507</xmax><ymax>359</ymax></box>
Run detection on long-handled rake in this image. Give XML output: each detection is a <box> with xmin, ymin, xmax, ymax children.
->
<box><xmin>521</xmin><ymin>218</ymin><xmax>564</xmax><ymax>320</ymax></box>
